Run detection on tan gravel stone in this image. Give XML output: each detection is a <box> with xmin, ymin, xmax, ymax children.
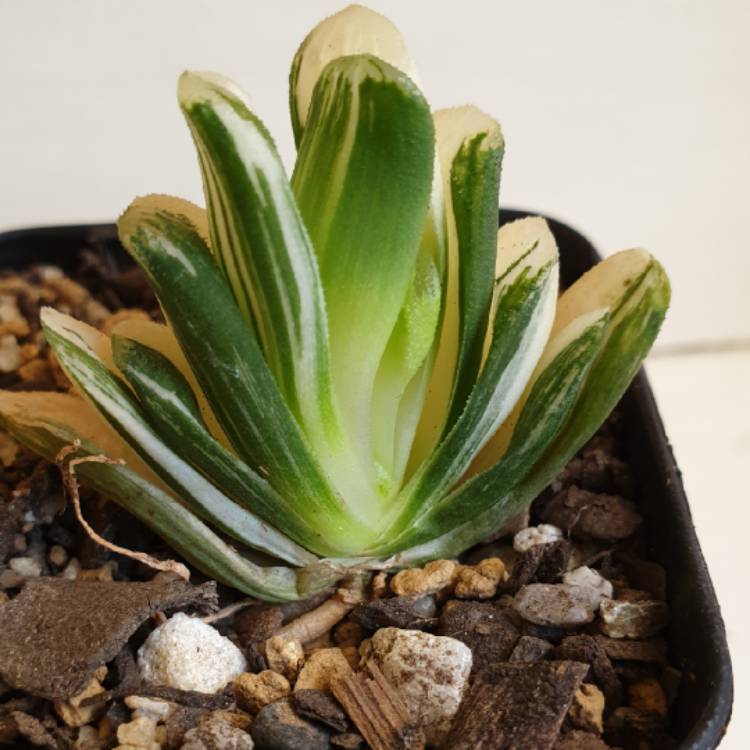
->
<box><xmin>116</xmin><ymin>716</ymin><xmax>158</xmax><ymax>747</ymax></box>
<box><xmin>454</xmin><ymin>568</ymin><xmax>497</xmax><ymax>599</ymax></box>
<box><xmin>390</xmin><ymin>559</ymin><xmax>460</xmax><ymax>597</ymax></box>
<box><xmin>295</xmin><ymin>647</ymin><xmax>353</xmax><ymax>692</ymax></box>
<box><xmin>55</xmin><ymin>675</ymin><xmax>107</xmax><ymax>727</ymax></box>
<box><xmin>569</xmin><ymin>683</ymin><xmax>605</xmax><ymax>733</ymax></box>
<box><xmin>265</xmin><ymin>636</ymin><xmax>305</xmax><ymax>683</ymax></box>
<box><xmin>234</xmin><ymin>670</ymin><xmax>291</xmax><ymax>714</ymax></box>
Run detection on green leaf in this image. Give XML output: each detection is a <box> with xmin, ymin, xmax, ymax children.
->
<box><xmin>390</xmin><ymin>251</ymin><xmax>670</xmax><ymax>565</ymax></box>
<box><xmin>291</xmin><ymin>54</ymin><xmax>435</xmax><ymax>505</ymax></box>
<box><xmin>378</xmin><ymin>218</ymin><xmax>559</xmax><ymax>547</ymax></box>
<box><xmin>407</xmin><ymin>107</ymin><xmax>504</xmax><ymax>470</ymax></box>
<box><xmin>371</xmin><ymin>250</ymin><xmax>441</xmax><ymax>495</ymax></box>
<box><xmin>110</xmin><ymin>315</ymin><xmax>230</xmax><ymax>447</ymax></box>
<box><xmin>289</xmin><ymin>4</ymin><xmax>420</xmax><ymax>145</ymax></box>
<box><xmin>287</xmin><ymin>6</ymin><xmax>447</xmax><ymax>495</ymax></box>
<box><xmin>41</xmin><ymin>307</ymin><xmax>323</xmax><ymax>563</ymax></box>
<box><xmin>390</xmin><ymin>310</ymin><xmax>608</xmax><ymax>550</ymax></box>
<box><xmin>438</xmin><ymin>107</ymin><xmax>505</xmax><ymax>430</ymax></box>
<box><xmin>112</xmin><ymin>334</ymin><xmax>325</xmax><ymax>556</ymax></box>
<box><xmin>117</xmin><ymin>197</ymin><xmax>373</xmax><ymax>553</ymax></box>
<box><xmin>0</xmin><ymin>391</ymin><xmax>338</xmax><ymax>601</ymax></box>
<box><xmin>178</xmin><ymin>72</ymin><xmax>343</xmax><ymax>467</ymax></box>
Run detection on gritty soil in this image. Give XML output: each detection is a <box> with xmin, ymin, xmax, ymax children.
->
<box><xmin>0</xmin><ymin>243</ymin><xmax>680</xmax><ymax>749</ymax></box>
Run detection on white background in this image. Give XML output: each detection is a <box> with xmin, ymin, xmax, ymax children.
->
<box><xmin>1</xmin><ymin>1</ymin><xmax>748</xmax><ymax>745</ymax></box>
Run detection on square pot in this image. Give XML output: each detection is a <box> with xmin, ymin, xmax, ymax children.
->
<box><xmin>0</xmin><ymin>213</ymin><xmax>733</xmax><ymax>748</ymax></box>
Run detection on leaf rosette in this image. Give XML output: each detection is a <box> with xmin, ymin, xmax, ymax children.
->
<box><xmin>0</xmin><ymin>5</ymin><xmax>670</xmax><ymax>600</ymax></box>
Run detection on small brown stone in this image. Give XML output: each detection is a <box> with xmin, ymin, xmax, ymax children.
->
<box><xmin>234</xmin><ymin>606</ymin><xmax>283</xmax><ymax>644</ymax></box>
<box><xmin>294</xmin><ymin>688</ymin><xmax>349</xmax><ymax>732</ymax></box>
<box><xmin>251</xmin><ymin>697</ymin><xmax>330</xmax><ymax>750</ymax></box>
<box><xmin>234</xmin><ymin>670</ymin><xmax>290</xmax><ymax>714</ymax></box>
<box><xmin>509</xmin><ymin>635</ymin><xmax>553</xmax><ymax>662</ymax></box>
<box><xmin>352</xmin><ymin>595</ymin><xmax>437</xmax><ymax>631</ymax></box>
<box><xmin>600</xmin><ymin>599</ymin><xmax>669</xmax><ymax>639</ymax></box>
<box><xmin>553</xmin><ymin>635</ymin><xmax>623</xmax><ymax>710</ymax></box>
<box><xmin>503</xmin><ymin>540</ymin><xmax>570</xmax><ymax>593</ymax></box>
<box><xmin>540</xmin><ymin>486</ymin><xmax>642</xmax><ymax>543</ymax></box>
<box><xmin>596</xmin><ymin>636</ymin><xmax>667</xmax><ymax>664</ymax></box>
<box><xmin>628</xmin><ymin>678</ymin><xmax>668</xmax><ymax>717</ymax></box>
<box><xmin>333</xmin><ymin>620</ymin><xmax>366</xmax><ymax>647</ymax></box>
<box><xmin>605</xmin><ymin>706</ymin><xmax>674</xmax><ymax>748</ymax></box>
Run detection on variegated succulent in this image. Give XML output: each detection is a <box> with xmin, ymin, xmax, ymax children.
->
<box><xmin>0</xmin><ymin>6</ymin><xmax>670</xmax><ymax>601</ymax></box>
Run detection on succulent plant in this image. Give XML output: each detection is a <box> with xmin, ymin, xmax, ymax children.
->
<box><xmin>0</xmin><ymin>6</ymin><xmax>670</xmax><ymax>601</ymax></box>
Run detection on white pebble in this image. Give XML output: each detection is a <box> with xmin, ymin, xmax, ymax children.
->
<box><xmin>513</xmin><ymin>524</ymin><xmax>564</xmax><ymax>552</ymax></box>
<box><xmin>362</xmin><ymin>628</ymin><xmax>472</xmax><ymax>747</ymax></box>
<box><xmin>9</xmin><ymin>556</ymin><xmax>41</xmax><ymax>577</ymax></box>
<box><xmin>137</xmin><ymin>612</ymin><xmax>247</xmax><ymax>693</ymax></box>
<box><xmin>563</xmin><ymin>566</ymin><xmax>613</xmax><ymax>607</ymax></box>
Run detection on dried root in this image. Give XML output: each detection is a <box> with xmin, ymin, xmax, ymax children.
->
<box><xmin>56</xmin><ymin>441</ymin><xmax>190</xmax><ymax>581</ymax></box>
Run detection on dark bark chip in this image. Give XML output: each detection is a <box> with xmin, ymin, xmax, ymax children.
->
<box><xmin>441</xmin><ymin>660</ymin><xmax>589</xmax><ymax>749</ymax></box>
<box><xmin>0</xmin><ymin>577</ymin><xmax>217</xmax><ymax>700</ymax></box>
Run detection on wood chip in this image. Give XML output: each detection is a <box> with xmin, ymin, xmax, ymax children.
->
<box><xmin>331</xmin><ymin>660</ymin><xmax>425</xmax><ymax>750</ymax></box>
<box><xmin>442</xmin><ymin>660</ymin><xmax>589</xmax><ymax>750</ymax></box>
<box><xmin>0</xmin><ymin>577</ymin><xmax>217</xmax><ymax>699</ymax></box>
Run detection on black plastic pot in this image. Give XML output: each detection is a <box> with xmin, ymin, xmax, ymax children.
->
<box><xmin>0</xmin><ymin>213</ymin><xmax>733</xmax><ymax>748</ymax></box>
